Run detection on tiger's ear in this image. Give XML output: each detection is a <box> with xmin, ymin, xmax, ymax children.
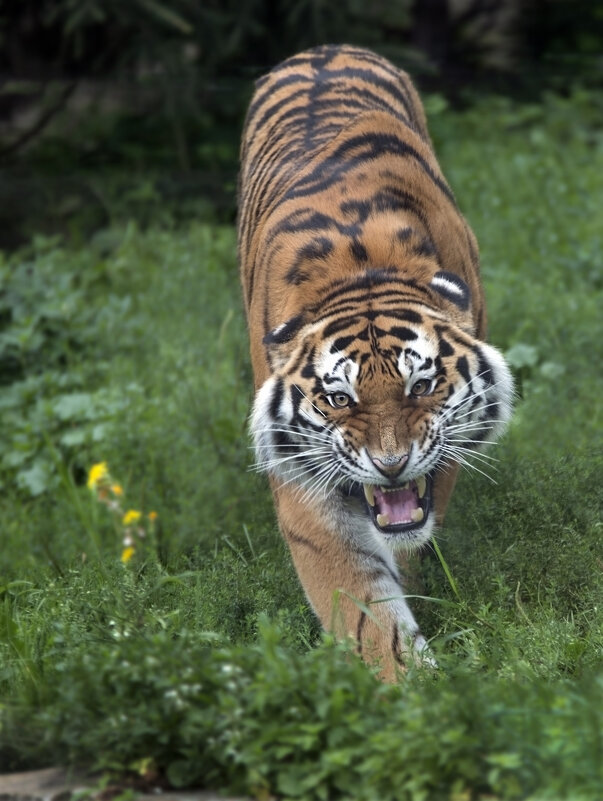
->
<box><xmin>429</xmin><ymin>271</ymin><xmax>475</xmax><ymax>334</ymax></box>
<box><xmin>263</xmin><ymin>313</ymin><xmax>307</xmax><ymax>369</ymax></box>
<box><xmin>429</xmin><ymin>271</ymin><xmax>470</xmax><ymax>311</ymax></box>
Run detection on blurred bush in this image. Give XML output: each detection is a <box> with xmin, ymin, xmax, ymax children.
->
<box><xmin>2</xmin><ymin>1</ymin><xmax>602</xmax><ymax>102</ymax></box>
<box><xmin>0</xmin><ymin>0</ymin><xmax>601</xmax><ymax>249</ymax></box>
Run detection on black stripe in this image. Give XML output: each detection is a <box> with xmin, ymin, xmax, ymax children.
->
<box><xmin>364</xmin><ymin>568</ymin><xmax>397</xmax><ymax>584</ymax></box>
<box><xmin>271</xmin><ymin>208</ymin><xmax>338</xmax><ymax>237</ymax></box>
<box><xmin>475</xmin><ymin>346</ymin><xmax>494</xmax><ymax>388</ymax></box>
<box><xmin>323</xmin><ymin>316</ymin><xmax>362</xmax><ymax>337</ymax></box>
<box><xmin>245</xmin><ymin>72</ymin><xmax>312</xmax><ymax>132</ymax></box>
<box><xmin>397</xmin><ymin>226</ymin><xmax>413</xmax><ymax>241</ymax></box>
<box><xmin>263</xmin><ymin>313</ymin><xmax>305</xmax><ymax>345</ymax></box>
<box><xmin>274</xmin><ymin>429</ymin><xmax>293</xmax><ymax>449</ymax></box>
<box><xmin>270</xmin><ymin>378</ymin><xmax>284</xmax><ymax>420</ymax></box>
<box><xmin>286</xmin><ymin>237</ymin><xmax>334</xmax><ymax>285</ymax></box>
<box><xmin>330</xmin><ymin>334</ymin><xmax>356</xmax><ymax>352</ymax></box>
<box><xmin>388</xmin><ymin>326</ymin><xmax>418</xmax><ymax>342</ymax></box>
<box><xmin>330</xmin><ymin>47</ymin><xmax>418</xmax><ymax>113</ymax></box>
<box><xmin>286</xmin><ymin>340</ymin><xmax>312</xmax><ymax>376</ymax></box>
<box><xmin>438</xmin><ymin>337</ymin><xmax>454</xmax><ymax>358</ymax></box>
<box><xmin>290</xmin><ymin>384</ymin><xmax>304</xmax><ymax>417</ymax></box>
<box><xmin>356</xmin><ymin>608</ymin><xmax>367</xmax><ymax>656</ymax></box>
<box><xmin>286</xmin><ymin>132</ymin><xmax>456</xmax><ymax>206</ymax></box>
<box><xmin>300</xmin><ymin>358</ymin><xmax>316</xmax><ymax>379</ymax></box>
<box><xmin>351</xmin><ymin>547</ymin><xmax>401</xmax><ymax>586</ymax></box>
<box><xmin>298</xmin><ymin>416</ymin><xmax>327</xmax><ymax>434</ymax></box>
<box><xmin>317</xmin><ymin>292</ymin><xmax>432</xmax><ymax>320</ymax></box>
<box><xmin>340</xmin><ymin>198</ymin><xmax>372</xmax><ymax>223</ymax></box>
<box><xmin>484</xmin><ymin>402</ymin><xmax>499</xmax><ymax>422</ymax></box>
<box><xmin>392</xmin><ymin>309</ymin><xmax>423</xmax><ymax>324</ymax></box>
<box><xmin>334</xmin><ymin>444</ymin><xmax>360</xmax><ymax>471</ymax></box>
<box><xmin>392</xmin><ymin>625</ymin><xmax>406</xmax><ymax>666</ymax></box>
<box><xmin>317</xmin><ymin>276</ymin><xmax>433</xmax><ymax>313</ymax></box>
<box><xmin>350</xmin><ymin>239</ymin><xmax>368</xmax><ymax>262</ymax></box>
<box><xmin>434</xmin><ymin>324</ymin><xmax>471</xmax><ymax>353</ymax></box>
<box><xmin>414</xmin><ymin>238</ymin><xmax>437</xmax><ymax>259</ymax></box>
<box><xmin>372</xmin><ymin>187</ymin><xmax>427</xmax><ymax>220</ymax></box>
<box><xmin>322</xmin><ymin>65</ymin><xmax>414</xmax><ymax>118</ymax></box>
<box><xmin>283</xmin><ymin>528</ymin><xmax>322</xmax><ymax>554</ymax></box>
<box><xmin>246</xmin><ymin>90</ymin><xmax>364</xmax><ymax>147</ymax></box>
<box><xmin>246</xmin><ymin>86</ymin><xmax>312</xmax><ymax>142</ymax></box>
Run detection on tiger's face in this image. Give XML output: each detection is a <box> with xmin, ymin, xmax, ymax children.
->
<box><xmin>251</xmin><ymin>273</ymin><xmax>513</xmax><ymax>549</ymax></box>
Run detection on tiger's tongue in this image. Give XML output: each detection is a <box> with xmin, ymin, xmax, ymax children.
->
<box><xmin>375</xmin><ymin>487</ymin><xmax>417</xmax><ymax>524</ymax></box>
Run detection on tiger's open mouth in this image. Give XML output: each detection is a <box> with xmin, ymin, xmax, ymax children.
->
<box><xmin>363</xmin><ymin>474</ymin><xmax>433</xmax><ymax>534</ymax></box>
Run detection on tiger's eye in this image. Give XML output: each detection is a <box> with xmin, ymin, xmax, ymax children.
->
<box><xmin>328</xmin><ymin>392</ymin><xmax>352</xmax><ymax>408</ymax></box>
<box><xmin>410</xmin><ymin>379</ymin><xmax>432</xmax><ymax>397</ymax></box>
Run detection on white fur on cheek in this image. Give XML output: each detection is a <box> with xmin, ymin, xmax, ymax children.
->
<box><xmin>249</xmin><ymin>374</ymin><xmax>336</xmax><ymax>489</ymax></box>
<box><xmin>250</xmin><ymin>377</ymin><xmax>285</xmax><ymax>471</ymax></box>
<box><xmin>475</xmin><ymin>342</ymin><xmax>515</xmax><ymax>441</ymax></box>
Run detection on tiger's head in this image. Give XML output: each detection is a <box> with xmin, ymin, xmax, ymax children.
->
<box><xmin>251</xmin><ymin>267</ymin><xmax>513</xmax><ymax>549</ymax></box>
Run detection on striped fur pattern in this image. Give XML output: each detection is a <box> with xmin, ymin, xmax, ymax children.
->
<box><xmin>238</xmin><ymin>45</ymin><xmax>513</xmax><ymax>680</ymax></box>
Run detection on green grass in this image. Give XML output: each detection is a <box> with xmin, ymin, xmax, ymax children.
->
<box><xmin>0</xmin><ymin>89</ymin><xmax>602</xmax><ymax>799</ymax></box>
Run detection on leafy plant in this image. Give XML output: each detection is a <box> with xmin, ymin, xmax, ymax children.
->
<box><xmin>1</xmin><ymin>621</ymin><xmax>601</xmax><ymax>799</ymax></box>
<box><xmin>0</xmin><ymin>235</ymin><xmax>141</xmax><ymax>494</ymax></box>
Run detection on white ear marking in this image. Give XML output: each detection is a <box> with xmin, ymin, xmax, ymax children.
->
<box><xmin>430</xmin><ymin>271</ymin><xmax>470</xmax><ymax>311</ymax></box>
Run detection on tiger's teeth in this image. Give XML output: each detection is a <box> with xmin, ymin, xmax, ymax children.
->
<box><xmin>381</xmin><ymin>482</ymin><xmax>409</xmax><ymax>493</ymax></box>
<box><xmin>415</xmin><ymin>475</ymin><xmax>427</xmax><ymax>499</ymax></box>
<box><xmin>411</xmin><ymin>508</ymin><xmax>424</xmax><ymax>523</ymax></box>
<box><xmin>364</xmin><ymin>484</ymin><xmax>375</xmax><ymax>507</ymax></box>
<box><xmin>376</xmin><ymin>513</ymin><xmax>390</xmax><ymax>527</ymax></box>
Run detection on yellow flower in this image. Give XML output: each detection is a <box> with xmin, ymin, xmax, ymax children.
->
<box><xmin>121</xmin><ymin>546</ymin><xmax>135</xmax><ymax>563</ymax></box>
<box><xmin>121</xmin><ymin>509</ymin><xmax>141</xmax><ymax>526</ymax></box>
<box><xmin>111</xmin><ymin>483</ymin><xmax>124</xmax><ymax>497</ymax></box>
<box><xmin>122</xmin><ymin>509</ymin><xmax>142</xmax><ymax>526</ymax></box>
<box><xmin>148</xmin><ymin>511</ymin><xmax>158</xmax><ymax>522</ymax></box>
<box><xmin>87</xmin><ymin>462</ymin><xmax>109</xmax><ymax>490</ymax></box>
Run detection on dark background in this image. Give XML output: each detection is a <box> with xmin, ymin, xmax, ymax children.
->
<box><xmin>1</xmin><ymin>0</ymin><xmax>602</xmax><ymax>249</ymax></box>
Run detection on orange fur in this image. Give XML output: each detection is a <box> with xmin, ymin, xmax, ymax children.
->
<box><xmin>238</xmin><ymin>45</ymin><xmax>512</xmax><ymax>679</ymax></box>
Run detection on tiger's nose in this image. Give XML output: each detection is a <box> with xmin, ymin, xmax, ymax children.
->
<box><xmin>369</xmin><ymin>452</ymin><xmax>409</xmax><ymax>477</ymax></box>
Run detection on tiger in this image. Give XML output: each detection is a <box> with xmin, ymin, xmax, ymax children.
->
<box><xmin>237</xmin><ymin>44</ymin><xmax>513</xmax><ymax>681</ymax></box>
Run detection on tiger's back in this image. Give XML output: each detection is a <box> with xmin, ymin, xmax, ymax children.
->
<box><xmin>239</xmin><ymin>45</ymin><xmax>485</xmax><ymax>367</ymax></box>
<box><xmin>238</xmin><ymin>45</ymin><xmax>513</xmax><ymax>680</ymax></box>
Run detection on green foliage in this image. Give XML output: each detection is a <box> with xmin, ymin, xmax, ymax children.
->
<box><xmin>418</xmin><ymin>451</ymin><xmax>602</xmax><ymax>681</ymax></box>
<box><xmin>0</xmin><ymin>231</ymin><xmax>152</xmax><ymax>496</ymax></box>
<box><xmin>0</xmin><ymin>89</ymin><xmax>602</xmax><ymax>797</ymax></box>
<box><xmin>2</xmin><ymin>0</ymin><xmax>420</xmax><ymax>83</ymax></box>
<box><xmin>517</xmin><ymin>0</ymin><xmax>603</xmax><ymax>88</ymax></box>
<box><xmin>1</xmin><ymin>621</ymin><xmax>601</xmax><ymax>799</ymax></box>
<box><xmin>0</xmin><ymin>236</ymin><xmax>137</xmax><ymax>494</ymax></box>
<box><xmin>4</xmin><ymin>0</ymin><xmax>602</xmax><ymax>98</ymax></box>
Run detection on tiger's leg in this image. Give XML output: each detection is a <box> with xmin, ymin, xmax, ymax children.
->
<box><xmin>274</xmin><ymin>484</ymin><xmax>434</xmax><ymax>682</ymax></box>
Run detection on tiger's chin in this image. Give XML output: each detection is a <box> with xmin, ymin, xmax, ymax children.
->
<box><xmin>348</xmin><ymin>472</ymin><xmax>436</xmax><ymax>550</ymax></box>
